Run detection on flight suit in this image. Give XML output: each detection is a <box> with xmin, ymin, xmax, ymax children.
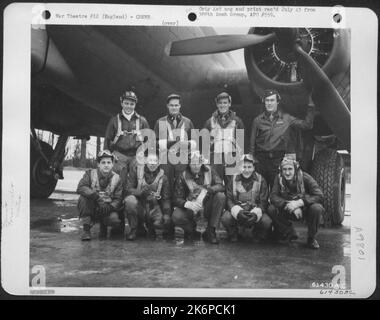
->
<box><xmin>172</xmin><ymin>165</ymin><xmax>225</xmax><ymax>241</ymax></box>
<box><xmin>204</xmin><ymin>110</ymin><xmax>244</xmax><ymax>185</ymax></box>
<box><xmin>77</xmin><ymin>169</ymin><xmax>123</xmax><ymax>237</ymax></box>
<box><xmin>154</xmin><ymin>113</ymin><xmax>195</xmax><ymax>239</ymax></box>
<box><xmin>249</xmin><ymin>107</ymin><xmax>314</xmax><ymax>188</ymax></box>
<box><xmin>104</xmin><ymin>112</ymin><xmax>150</xmax><ymax>174</ymax></box>
<box><xmin>154</xmin><ymin>113</ymin><xmax>195</xmax><ymax>193</ymax></box>
<box><xmin>268</xmin><ymin>170</ymin><xmax>324</xmax><ymax>241</ymax></box>
<box><xmin>221</xmin><ymin>172</ymin><xmax>272</xmax><ymax>241</ymax></box>
<box><xmin>122</xmin><ymin>165</ymin><xmax>171</xmax><ymax>239</ymax></box>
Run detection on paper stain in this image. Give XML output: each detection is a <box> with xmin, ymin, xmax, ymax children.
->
<box><xmin>2</xmin><ymin>183</ymin><xmax>22</xmax><ymax>228</ymax></box>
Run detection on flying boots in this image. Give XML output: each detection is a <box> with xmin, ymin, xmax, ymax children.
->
<box><xmin>126</xmin><ymin>228</ymin><xmax>137</xmax><ymax>241</ymax></box>
<box><xmin>147</xmin><ymin>227</ymin><xmax>157</xmax><ymax>240</ymax></box>
<box><xmin>81</xmin><ymin>224</ymin><xmax>91</xmax><ymax>241</ymax></box>
<box><xmin>202</xmin><ymin>226</ymin><xmax>219</xmax><ymax>244</ymax></box>
<box><xmin>307</xmin><ymin>237</ymin><xmax>320</xmax><ymax>250</ymax></box>
<box><xmin>184</xmin><ymin>227</ymin><xmax>201</xmax><ymax>243</ymax></box>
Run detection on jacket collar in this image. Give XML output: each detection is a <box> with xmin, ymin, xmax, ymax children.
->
<box><xmin>187</xmin><ymin>165</ymin><xmax>209</xmax><ymax>178</ymax></box>
<box><xmin>120</xmin><ymin>111</ymin><xmax>139</xmax><ymax>121</ymax></box>
<box><xmin>144</xmin><ymin>166</ymin><xmax>161</xmax><ymax>177</ymax></box>
<box><xmin>263</xmin><ymin>109</ymin><xmax>282</xmax><ymax>120</ymax></box>
<box><xmin>236</xmin><ymin>172</ymin><xmax>258</xmax><ymax>182</ymax></box>
<box><xmin>167</xmin><ymin>113</ymin><xmax>182</xmax><ymax>124</ymax></box>
<box><xmin>212</xmin><ymin>109</ymin><xmax>235</xmax><ymax>122</ymax></box>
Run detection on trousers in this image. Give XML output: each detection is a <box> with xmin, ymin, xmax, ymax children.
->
<box><xmin>221</xmin><ymin>210</ymin><xmax>273</xmax><ymax>240</ymax></box>
<box><xmin>172</xmin><ymin>192</ymin><xmax>226</xmax><ymax>232</ymax></box>
<box><xmin>256</xmin><ymin>153</ymin><xmax>284</xmax><ymax>189</ymax></box>
<box><xmin>112</xmin><ymin>151</ymin><xmax>136</xmax><ymax>175</ymax></box>
<box><xmin>77</xmin><ymin>195</ymin><xmax>123</xmax><ymax>227</ymax></box>
<box><xmin>267</xmin><ymin>203</ymin><xmax>324</xmax><ymax>239</ymax></box>
<box><xmin>124</xmin><ymin>195</ymin><xmax>165</xmax><ymax>232</ymax></box>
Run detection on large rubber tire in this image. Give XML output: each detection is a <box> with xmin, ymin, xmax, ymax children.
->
<box><xmin>310</xmin><ymin>149</ymin><xmax>346</xmax><ymax>227</ymax></box>
<box><xmin>30</xmin><ymin>140</ymin><xmax>58</xmax><ymax>198</ymax></box>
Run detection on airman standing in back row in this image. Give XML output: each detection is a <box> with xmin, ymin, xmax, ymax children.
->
<box><xmin>154</xmin><ymin>94</ymin><xmax>196</xmax><ymax>191</ymax></box>
<box><xmin>154</xmin><ymin>94</ymin><xmax>196</xmax><ymax>239</ymax></box>
<box><xmin>250</xmin><ymin>89</ymin><xmax>315</xmax><ymax>188</ymax></box>
<box><xmin>104</xmin><ymin>90</ymin><xmax>150</xmax><ymax>175</ymax></box>
<box><xmin>204</xmin><ymin>92</ymin><xmax>245</xmax><ymax>185</ymax></box>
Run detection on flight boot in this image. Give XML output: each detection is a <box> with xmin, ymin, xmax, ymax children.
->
<box><xmin>147</xmin><ymin>227</ymin><xmax>157</xmax><ymax>240</ymax></box>
<box><xmin>162</xmin><ymin>223</ymin><xmax>175</xmax><ymax>240</ymax></box>
<box><xmin>226</xmin><ymin>226</ymin><xmax>238</xmax><ymax>242</ymax></box>
<box><xmin>99</xmin><ymin>221</ymin><xmax>108</xmax><ymax>240</ymax></box>
<box><xmin>81</xmin><ymin>224</ymin><xmax>91</xmax><ymax>241</ymax></box>
<box><xmin>126</xmin><ymin>228</ymin><xmax>137</xmax><ymax>241</ymax></box>
<box><xmin>136</xmin><ymin>225</ymin><xmax>147</xmax><ymax>238</ymax></box>
<box><xmin>184</xmin><ymin>229</ymin><xmax>201</xmax><ymax>243</ymax></box>
<box><xmin>202</xmin><ymin>227</ymin><xmax>219</xmax><ymax>244</ymax></box>
<box><xmin>307</xmin><ymin>237</ymin><xmax>320</xmax><ymax>250</ymax></box>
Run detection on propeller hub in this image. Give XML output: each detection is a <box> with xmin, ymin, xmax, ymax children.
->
<box><xmin>248</xmin><ymin>28</ymin><xmax>334</xmax><ymax>83</ymax></box>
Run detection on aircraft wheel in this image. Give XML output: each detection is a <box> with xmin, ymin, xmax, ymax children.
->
<box><xmin>30</xmin><ymin>140</ymin><xmax>57</xmax><ymax>198</ymax></box>
<box><xmin>310</xmin><ymin>148</ymin><xmax>346</xmax><ymax>227</ymax></box>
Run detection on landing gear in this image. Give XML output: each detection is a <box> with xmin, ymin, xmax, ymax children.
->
<box><xmin>30</xmin><ymin>132</ymin><xmax>69</xmax><ymax>198</ymax></box>
<box><xmin>310</xmin><ymin>148</ymin><xmax>346</xmax><ymax>226</ymax></box>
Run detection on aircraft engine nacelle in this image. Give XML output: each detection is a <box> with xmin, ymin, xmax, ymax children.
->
<box><xmin>244</xmin><ymin>27</ymin><xmax>350</xmax><ymax>114</ymax></box>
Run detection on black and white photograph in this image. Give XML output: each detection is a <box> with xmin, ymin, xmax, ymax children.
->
<box><xmin>1</xmin><ymin>4</ymin><xmax>377</xmax><ymax>298</ymax></box>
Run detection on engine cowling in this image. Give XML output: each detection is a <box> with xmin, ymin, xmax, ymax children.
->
<box><xmin>244</xmin><ymin>27</ymin><xmax>350</xmax><ymax>113</ymax></box>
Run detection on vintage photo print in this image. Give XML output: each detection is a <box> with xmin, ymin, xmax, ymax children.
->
<box><xmin>1</xmin><ymin>3</ymin><xmax>377</xmax><ymax>298</ymax></box>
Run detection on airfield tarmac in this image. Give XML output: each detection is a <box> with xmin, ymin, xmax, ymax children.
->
<box><xmin>30</xmin><ymin>167</ymin><xmax>351</xmax><ymax>289</ymax></box>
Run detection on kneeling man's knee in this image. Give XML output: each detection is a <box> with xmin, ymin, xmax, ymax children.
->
<box><xmin>124</xmin><ymin>195</ymin><xmax>138</xmax><ymax>210</ymax></box>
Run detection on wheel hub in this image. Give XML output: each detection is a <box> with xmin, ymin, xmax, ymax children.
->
<box><xmin>33</xmin><ymin>158</ymin><xmax>53</xmax><ymax>185</ymax></box>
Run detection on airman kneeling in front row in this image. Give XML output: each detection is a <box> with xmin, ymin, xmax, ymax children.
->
<box><xmin>172</xmin><ymin>151</ymin><xmax>226</xmax><ymax>244</ymax></box>
<box><xmin>122</xmin><ymin>153</ymin><xmax>172</xmax><ymax>241</ymax></box>
<box><xmin>268</xmin><ymin>156</ymin><xmax>325</xmax><ymax>249</ymax></box>
<box><xmin>77</xmin><ymin>150</ymin><xmax>123</xmax><ymax>241</ymax></box>
<box><xmin>222</xmin><ymin>154</ymin><xmax>272</xmax><ymax>242</ymax></box>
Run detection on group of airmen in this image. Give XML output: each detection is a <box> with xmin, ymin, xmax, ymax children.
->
<box><xmin>76</xmin><ymin>88</ymin><xmax>325</xmax><ymax>250</ymax></box>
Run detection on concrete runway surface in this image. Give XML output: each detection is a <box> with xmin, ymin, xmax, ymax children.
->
<box><xmin>30</xmin><ymin>167</ymin><xmax>351</xmax><ymax>289</ymax></box>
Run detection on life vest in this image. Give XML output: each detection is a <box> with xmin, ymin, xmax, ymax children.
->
<box><xmin>232</xmin><ymin>173</ymin><xmax>262</xmax><ymax>206</ymax></box>
<box><xmin>183</xmin><ymin>166</ymin><xmax>212</xmax><ymax>201</ymax></box>
<box><xmin>166</xmin><ymin>118</ymin><xmax>186</xmax><ymax>141</ymax></box>
<box><xmin>112</xmin><ymin>113</ymin><xmax>142</xmax><ymax>145</ymax></box>
<box><xmin>136</xmin><ymin>166</ymin><xmax>165</xmax><ymax>198</ymax></box>
<box><xmin>90</xmin><ymin>169</ymin><xmax>120</xmax><ymax>196</ymax></box>
<box><xmin>210</xmin><ymin>116</ymin><xmax>236</xmax><ymax>153</ymax></box>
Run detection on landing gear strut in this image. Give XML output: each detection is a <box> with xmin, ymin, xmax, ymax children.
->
<box><xmin>30</xmin><ymin>131</ymin><xmax>69</xmax><ymax>198</ymax></box>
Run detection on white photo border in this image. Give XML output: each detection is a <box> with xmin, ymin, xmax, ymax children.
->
<box><xmin>1</xmin><ymin>3</ymin><xmax>378</xmax><ymax>297</ymax></box>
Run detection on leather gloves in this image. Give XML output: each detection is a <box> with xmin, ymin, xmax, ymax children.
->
<box><xmin>237</xmin><ymin>210</ymin><xmax>258</xmax><ymax>227</ymax></box>
<box><xmin>89</xmin><ymin>192</ymin><xmax>100</xmax><ymax>201</ymax></box>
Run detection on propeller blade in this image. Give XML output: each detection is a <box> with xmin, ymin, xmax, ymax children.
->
<box><xmin>169</xmin><ymin>33</ymin><xmax>276</xmax><ymax>56</ymax></box>
<box><xmin>294</xmin><ymin>44</ymin><xmax>350</xmax><ymax>150</ymax></box>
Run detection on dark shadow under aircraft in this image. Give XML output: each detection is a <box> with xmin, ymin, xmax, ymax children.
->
<box><xmin>31</xmin><ymin>25</ymin><xmax>350</xmax><ymax>226</ymax></box>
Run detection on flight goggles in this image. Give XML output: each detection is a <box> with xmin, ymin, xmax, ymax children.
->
<box><xmin>97</xmin><ymin>150</ymin><xmax>116</xmax><ymax>161</ymax></box>
<box><xmin>240</xmin><ymin>154</ymin><xmax>258</xmax><ymax>164</ymax></box>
